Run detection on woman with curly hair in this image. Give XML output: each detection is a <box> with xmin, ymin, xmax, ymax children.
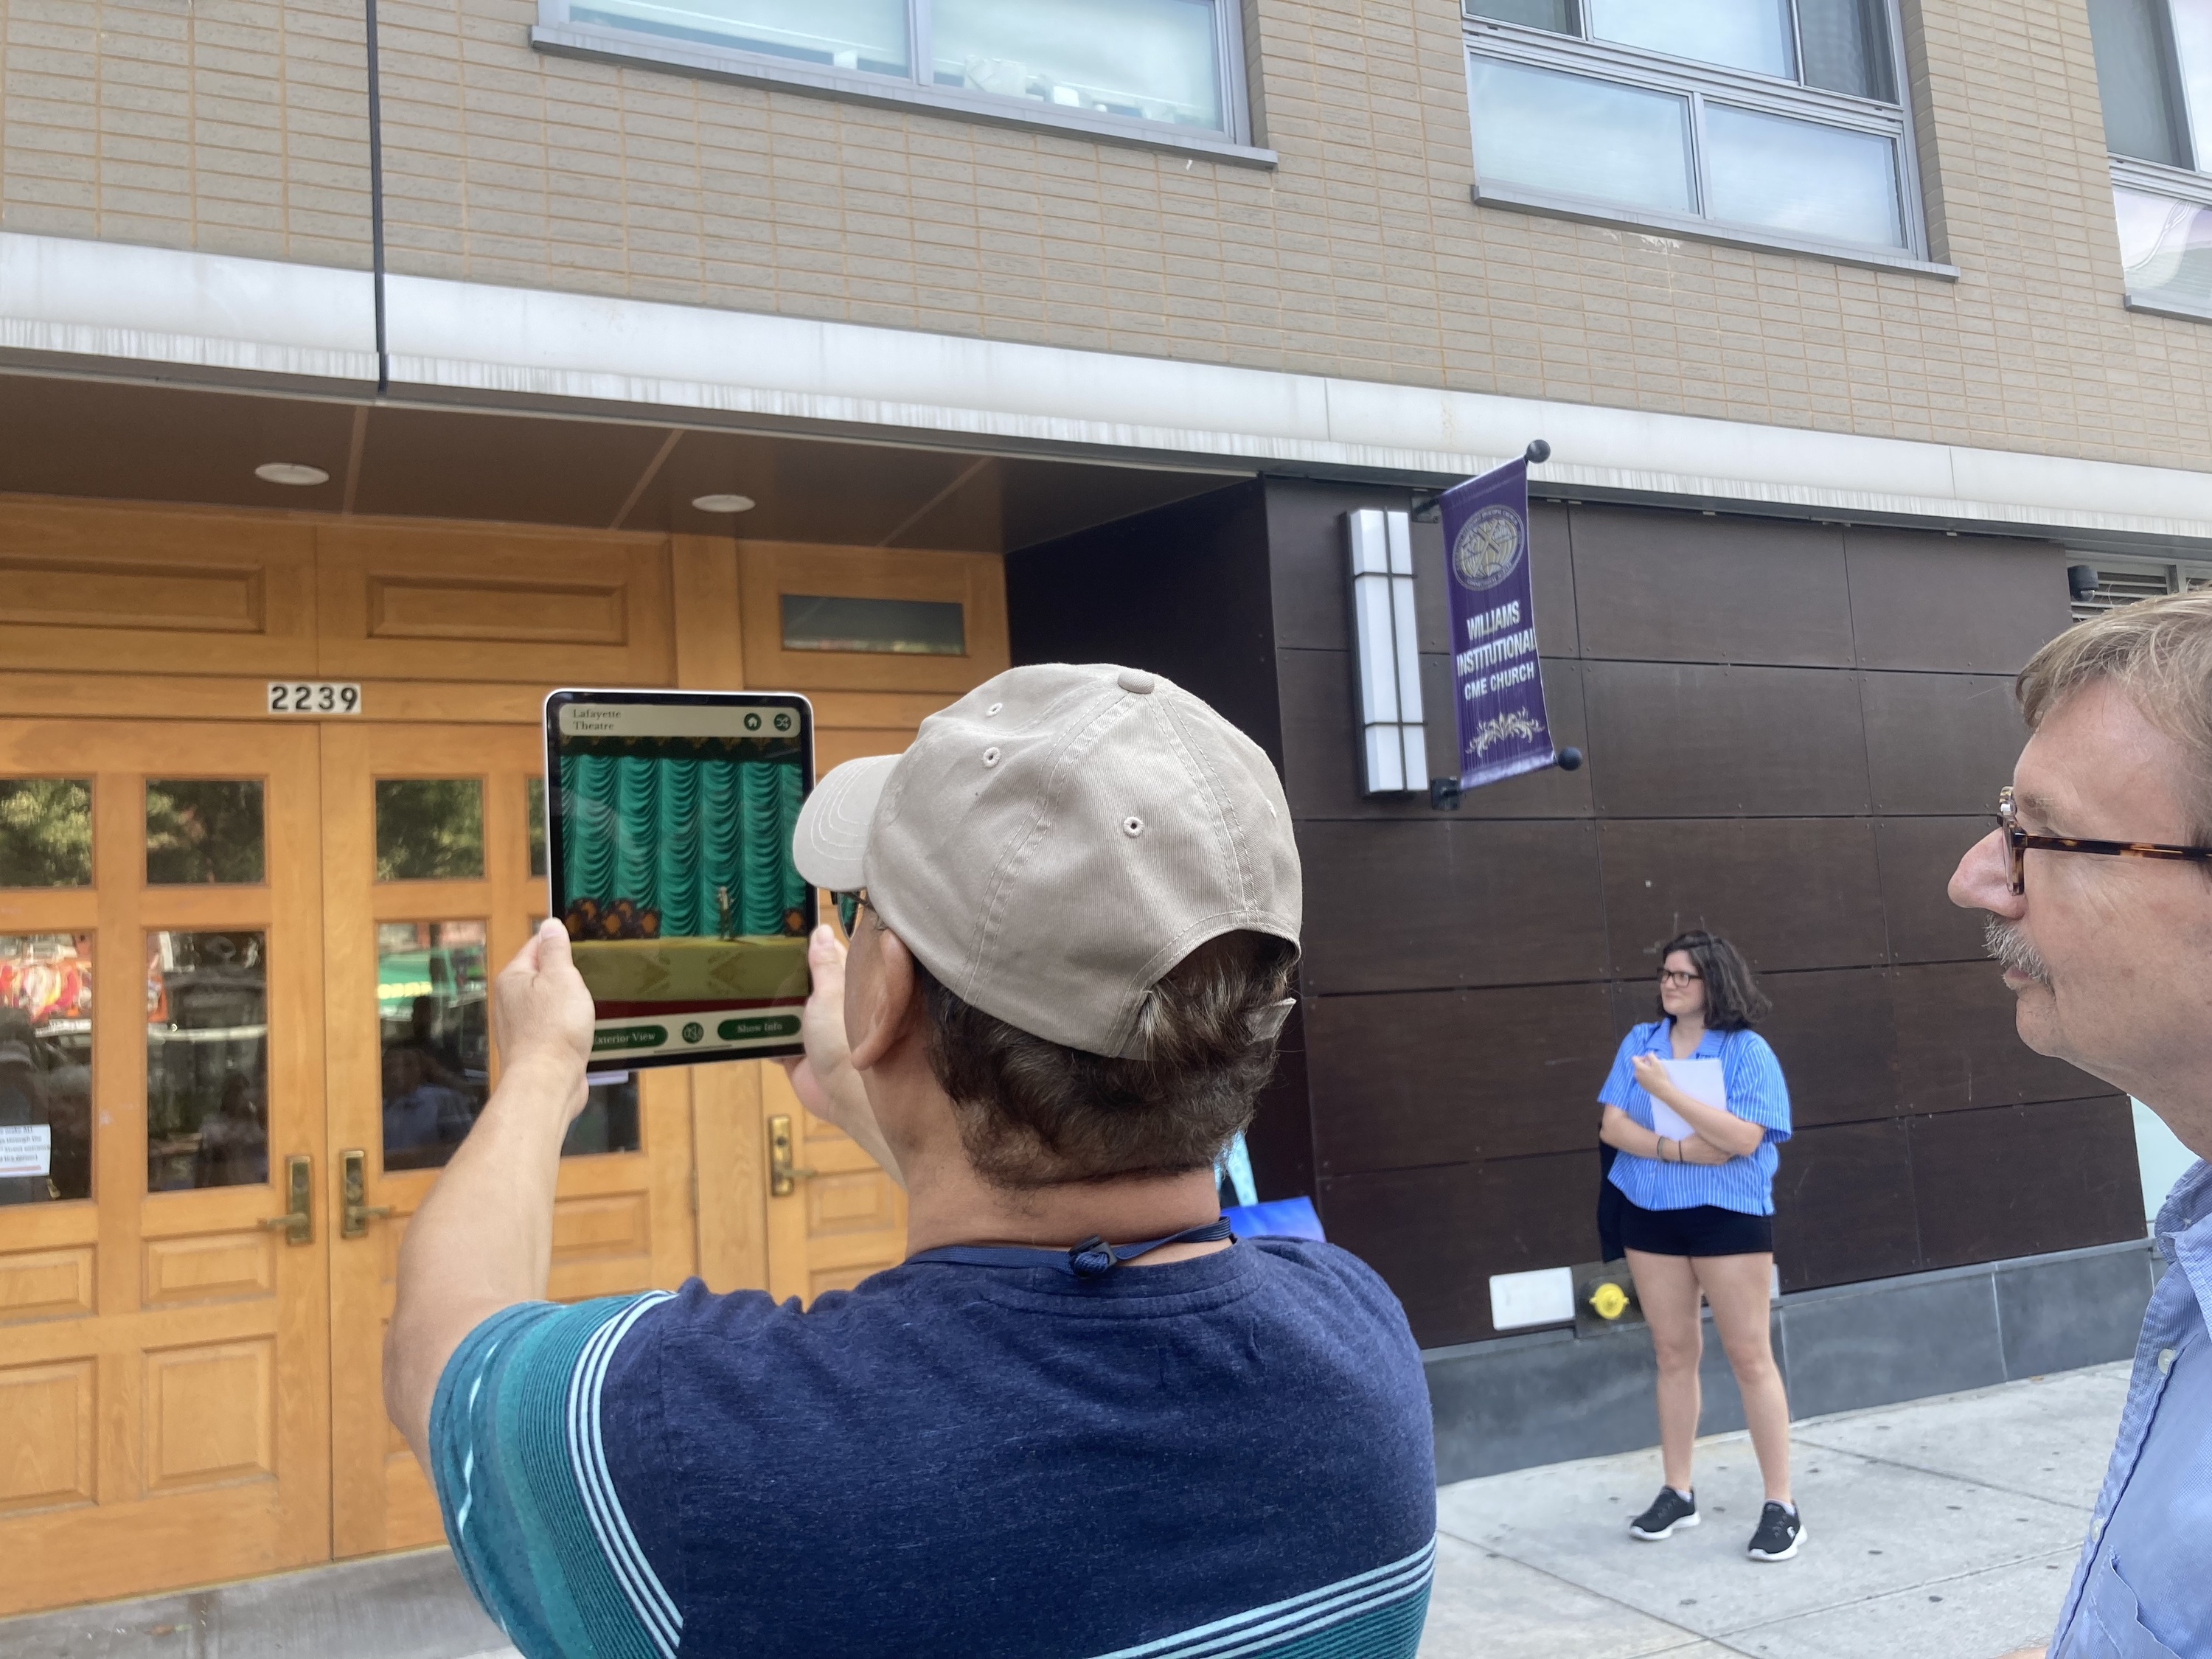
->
<box><xmin>1598</xmin><ymin>931</ymin><xmax>1799</xmax><ymax>1562</ymax></box>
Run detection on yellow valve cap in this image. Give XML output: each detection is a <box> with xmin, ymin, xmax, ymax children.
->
<box><xmin>1588</xmin><ymin>1281</ymin><xmax>1631</xmax><ymax>1321</ymax></box>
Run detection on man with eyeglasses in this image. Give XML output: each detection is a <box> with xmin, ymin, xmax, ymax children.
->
<box><xmin>1950</xmin><ymin>592</ymin><xmax>2212</xmax><ymax>1659</ymax></box>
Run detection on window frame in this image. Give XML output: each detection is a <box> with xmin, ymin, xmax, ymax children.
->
<box><xmin>1463</xmin><ymin>6</ymin><xmax>1954</xmax><ymax>278</ymax></box>
<box><xmin>2110</xmin><ymin>156</ymin><xmax>2212</xmax><ymax>323</ymax></box>
<box><xmin>531</xmin><ymin>0</ymin><xmax>1273</xmax><ymax>167</ymax></box>
<box><xmin>2091</xmin><ymin>0</ymin><xmax>2212</xmax><ymax>321</ymax></box>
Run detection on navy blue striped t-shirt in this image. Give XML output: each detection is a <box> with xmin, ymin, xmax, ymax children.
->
<box><xmin>428</xmin><ymin>1237</ymin><xmax>1436</xmax><ymax>1659</ymax></box>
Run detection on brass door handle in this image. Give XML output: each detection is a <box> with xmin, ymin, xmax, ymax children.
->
<box><xmin>767</xmin><ymin>1114</ymin><xmax>818</xmax><ymax>1197</ymax></box>
<box><xmin>260</xmin><ymin>1154</ymin><xmax>313</xmax><ymax>1245</ymax></box>
<box><xmin>340</xmin><ymin>1148</ymin><xmax>394</xmax><ymax>1239</ymax></box>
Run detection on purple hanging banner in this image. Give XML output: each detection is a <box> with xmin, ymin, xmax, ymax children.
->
<box><xmin>1441</xmin><ymin>456</ymin><xmax>1556</xmax><ymax>790</ymax></box>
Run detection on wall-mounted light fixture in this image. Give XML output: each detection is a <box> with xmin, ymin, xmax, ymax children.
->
<box><xmin>1346</xmin><ymin>507</ymin><xmax>1424</xmax><ymax>796</ymax></box>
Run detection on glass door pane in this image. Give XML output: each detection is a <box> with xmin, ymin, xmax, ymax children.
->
<box><xmin>377</xmin><ymin>921</ymin><xmax>489</xmax><ymax>1171</ymax></box>
<box><xmin>146</xmin><ymin>931</ymin><xmax>268</xmax><ymax>1190</ymax></box>
<box><xmin>0</xmin><ymin>779</ymin><xmax>91</xmax><ymax>888</ymax></box>
<box><xmin>146</xmin><ymin>781</ymin><xmax>266</xmax><ymax>885</ymax></box>
<box><xmin>0</xmin><ymin>933</ymin><xmax>92</xmax><ymax>1205</ymax></box>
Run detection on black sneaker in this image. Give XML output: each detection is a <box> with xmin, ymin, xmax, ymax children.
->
<box><xmin>1628</xmin><ymin>1486</ymin><xmax>1699</xmax><ymax>1540</ymax></box>
<box><xmin>1746</xmin><ymin>1500</ymin><xmax>1804</xmax><ymax>1561</ymax></box>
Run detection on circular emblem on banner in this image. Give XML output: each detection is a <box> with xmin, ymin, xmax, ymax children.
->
<box><xmin>1454</xmin><ymin>504</ymin><xmax>1526</xmax><ymax>591</ymax></box>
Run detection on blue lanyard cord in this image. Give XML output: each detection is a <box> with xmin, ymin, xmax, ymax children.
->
<box><xmin>904</xmin><ymin>1219</ymin><xmax>1234</xmax><ymax>1278</ymax></box>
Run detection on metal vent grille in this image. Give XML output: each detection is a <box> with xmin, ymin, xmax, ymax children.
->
<box><xmin>2073</xmin><ymin>566</ymin><xmax>2176</xmax><ymax>622</ymax></box>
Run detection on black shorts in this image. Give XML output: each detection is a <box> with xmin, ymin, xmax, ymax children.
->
<box><xmin>1618</xmin><ymin>1197</ymin><xmax>1773</xmax><ymax>1258</ymax></box>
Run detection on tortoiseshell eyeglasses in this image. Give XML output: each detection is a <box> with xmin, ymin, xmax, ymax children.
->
<box><xmin>1998</xmin><ymin>785</ymin><xmax>2212</xmax><ymax>896</ymax></box>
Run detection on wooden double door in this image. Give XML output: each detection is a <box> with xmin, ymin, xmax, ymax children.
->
<box><xmin>0</xmin><ymin>714</ymin><xmax>902</xmax><ymax>1613</ymax></box>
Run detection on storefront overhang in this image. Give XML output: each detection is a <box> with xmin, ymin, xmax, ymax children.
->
<box><xmin>5</xmin><ymin>229</ymin><xmax>2212</xmax><ymax>556</ymax></box>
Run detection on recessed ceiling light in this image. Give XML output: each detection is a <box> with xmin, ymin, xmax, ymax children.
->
<box><xmin>690</xmin><ymin>493</ymin><xmax>756</xmax><ymax>514</ymax></box>
<box><xmin>255</xmin><ymin>462</ymin><xmax>330</xmax><ymax>487</ymax></box>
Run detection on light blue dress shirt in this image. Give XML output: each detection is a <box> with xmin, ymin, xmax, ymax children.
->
<box><xmin>1599</xmin><ymin>1021</ymin><xmax>1791</xmax><ymax>1216</ymax></box>
<box><xmin>2052</xmin><ymin>1155</ymin><xmax>2212</xmax><ymax>1659</ymax></box>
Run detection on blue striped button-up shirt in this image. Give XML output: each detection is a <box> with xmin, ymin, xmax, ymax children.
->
<box><xmin>1599</xmin><ymin>1020</ymin><xmax>1791</xmax><ymax>1216</ymax></box>
<box><xmin>2051</xmin><ymin>1155</ymin><xmax>2212</xmax><ymax>1659</ymax></box>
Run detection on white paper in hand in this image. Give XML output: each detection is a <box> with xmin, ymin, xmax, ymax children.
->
<box><xmin>1649</xmin><ymin>1057</ymin><xmax>1727</xmax><ymax>1144</ymax></box>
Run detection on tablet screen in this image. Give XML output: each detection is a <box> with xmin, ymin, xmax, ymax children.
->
<box><xmin>546</xmin><ymin>691</ymin><xmax>814</xmax><ymax>1067</ymax></box>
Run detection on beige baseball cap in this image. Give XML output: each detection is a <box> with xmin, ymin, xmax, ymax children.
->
<box><xmin>792</xmin><ymin>663</ymin><xmax>1301</xmax><ymax>1058</ymax></box>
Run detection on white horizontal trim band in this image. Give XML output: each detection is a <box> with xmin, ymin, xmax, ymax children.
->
<box><xmin>2</xmin><ymin>231</ymin><xmax>2209</xmax><ymax>543</ymax></box>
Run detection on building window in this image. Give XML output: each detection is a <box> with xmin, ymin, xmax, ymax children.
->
<box><xmin>1464</xmin><ymin>0</ymin><xmax>1935</xmax><ymax>268</ymax></box>
<box><xmin>2087</xmin><ymin>0</ymin><xmax>2212</xmax><ymax>319</ymax></box>
<box><xmin>535</xmin><ymin>0</ymin><xmax>1259</xmax><ymax>156</ymax></box>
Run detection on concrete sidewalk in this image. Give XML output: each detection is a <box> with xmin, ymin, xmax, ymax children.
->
<box><xmin>1422</xmin><ymin>1360</ymin><xmax>2129</xmax><ymax>1659</ymax></box>
<box><xmin>0</xmin><ymin>1363</ymin><xmax>2126</xmax><ymax>1659</ymax></box>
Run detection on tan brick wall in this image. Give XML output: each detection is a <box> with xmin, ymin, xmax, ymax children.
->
<box><xmin>1</xmin><ymin>0</ymin><xmax>373</xmax><ymax>265</ymax></box>
<box><xmin>3</xmin><ymin>0</ymin><xmax>2209</xmax><ymax>469</ymax></box>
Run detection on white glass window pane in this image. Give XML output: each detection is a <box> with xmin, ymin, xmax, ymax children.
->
<box><xmin>1470</xmin><ymin>58</ymin><xmax>1694</xmax><ymax>215</ymax></box>
<box><xmin>931</xmin><ymin>0</ymin><xmax>1223</xmax><ymax>131</ymax></box>
<box><xmin>2115</xmin><ymin>187</ymin><xmax>2212</xmax><ymax>313</ymax></box>
<box><xmin>2172</xmin><ymin>0</ymin><xmax>2212</xmax><ymax>167</ymax></box>
<box><xmin>569</xmin><ymin>0</ymin><xmax>908</xmax><ymax>74</ymax></box>
<box><xmin>1467</xmin><ymin>0</ymin><xmax>1573</xmax><ymax>29</ymax></box>
<box><xmin>2086</xmin><ymin>0</ymin><xmax>2192</xmax><ymax>165</ymax></box>
<box><xmin>1703</xmin><ymin>104</ymin><xmax>1905</xmax><ymax>247</ymax></box>
<box><xmin>1796</xmin><ymin>0</ymin><xmax>1896</xmax><ymax>101</ymax></box>
<box><xmin>1584</xmin><ymin>0</ymin><xmax>1795</xmax><ymax>79</ymax></box>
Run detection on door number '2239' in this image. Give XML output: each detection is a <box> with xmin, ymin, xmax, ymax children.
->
<box><xmin>267</xmin><ymin>681</ymin><xmax>363</xmax><ymax>715</ymax></box>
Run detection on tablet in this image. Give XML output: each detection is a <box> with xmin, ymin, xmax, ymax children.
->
<box><xmin>545</xmin><ymin>689</ymin><xmax>815</xmax><ymax>1068</ymax></box>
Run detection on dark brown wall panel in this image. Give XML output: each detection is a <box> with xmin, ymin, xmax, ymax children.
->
<box><xmin>1878</xmin><ymin>817</ymin><xmax>1995</xmax><ymax>964</ymax></box>
<box><xmin>1274</xmin><ymin>646</ymin><xmax>1593</xmax><ymax>821</ymax></box>
<box><xmin>1772</xmin><ymin>1120</ymin><xmax>1922</xmax><ymax>1292</ymax></box>
<box><xmin>1320</xmin><ymin>1152</ymin><xmax>1601</xmax><ymax>1346</ymax></box>
<box><xmin>1599</xmin><ymin>818</ymin><xmax>1888</xmax><ymax>975</ymax></box>
<box><xmin>1569</xmin><ymin>507</ymin><xmax>1852</xmax><ymax>667</ymax></box>
<box><xmin>1846</xmin><ymin>530</ymin><xmax>2070</xmax><ymax>673</ymax></box>
<box><xmin>1267</xmin><ymin>487</ymin><xmax>1577</xmax><ymax>658</ymax></box>
<box><xmin>1305</xmin><ymin>981</ymin><xmax>1618</xmax><ymax>1173</ymax></box>
<box><xmin>1296</xmin><ymin>818</ymin><xmax>1610</xmax><ymax>995</ymax></box>
<box><xmin>1907</xmin><ymin>1096</ymin><xmax>2141</xmax><ymax>1268</ymax></box>
<box><xmin>1245</xmin><ymin>1005</ymin><xmax>1314</xmax><ymax>1204</ymax></box>
<box><xmin>1005</xmin><ymin>479</ymin><xmax>1282</xmax><ymax>765</ymax></box>
<box><xmin>1862</xmin><ymin>672</ymin><xmax>2025</xmax><ymax>815</ymax></box>
<box><xmin>1583</xmin><ymin>661</ymin><xmax>1871</xmax><ymax>817</ymax></box>
<box><xmin>1759</xmin><ymin>967</ymin><xmax>1900</xmax><ymax>1127</ymax></box>
<box><xmin>1892</xmin><ymin>960</ymin><xmax>2109</xmax><ymax>1112</ymax></box>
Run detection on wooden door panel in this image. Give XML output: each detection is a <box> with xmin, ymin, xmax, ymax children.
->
<box><xmin>316</xmin><ymin>523</ymin><xmax>673</xmax><ymax>686</ymax></box>
<box><xmin>0</xmin><ymin>720</ymin><xmax>329</xmax><ymax>1615</ymax></box>
<box><xmin>0</xmin><ymin>500</ymin><xmax>318</xmax><ymax>678</ymax></box>
<box><xmin>323</xmin><ymin>723</ymin><xmax>697</xmax><ymax>1559</ymax></box>
<box><xmin>0</xmin><ymin>1243</ymin><xmax>96</xmax><ymax>1321</ymax></box>
<box><xmin>759</xmin><ymin>1065</ymin><xmax>905</xmax><ymax>1306</ymax></box>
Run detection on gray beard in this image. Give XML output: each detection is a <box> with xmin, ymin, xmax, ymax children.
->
<box><xmin>1984</xmin><ymin>917</ymin><xmax>2052</xmax><ymax>988</ymax></box>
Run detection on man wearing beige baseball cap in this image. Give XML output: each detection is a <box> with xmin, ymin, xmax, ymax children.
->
<box><xmin>385</xmin><ymin>663</ymin><xmax>1436</xmax><ymax>1659</ymax></box>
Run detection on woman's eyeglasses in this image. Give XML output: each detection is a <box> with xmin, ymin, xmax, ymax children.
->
<box><xmin>1997</xmin><ymin>786</ymin><xmax>2212</xmax><ymax>897</ymax></box>
<box><xmin>1657</xmin><ymin>969</ymin><xmax>1703</xmax><ymax>988</ymax></box>
<box><xmin>832</xmin><ymin>889</ymin><xmax>869</xmax><ymax>934</ymax></box>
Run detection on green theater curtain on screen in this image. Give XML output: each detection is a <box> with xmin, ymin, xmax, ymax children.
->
<box><xmin>560</xmin><ymin>754</ymin><xmax>806</xmax><ymax>936</ymax></box>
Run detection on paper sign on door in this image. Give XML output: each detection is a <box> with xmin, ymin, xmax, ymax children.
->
<box><xmin>0</xmin><ymin>1124</ymin><xmax>51</xmax><ymax>1178</ymax></box>
<box><xmin>1650</xmin><ymin>1057</ymin><xmax>1727</xmax><ymax>1144</ymax></box>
